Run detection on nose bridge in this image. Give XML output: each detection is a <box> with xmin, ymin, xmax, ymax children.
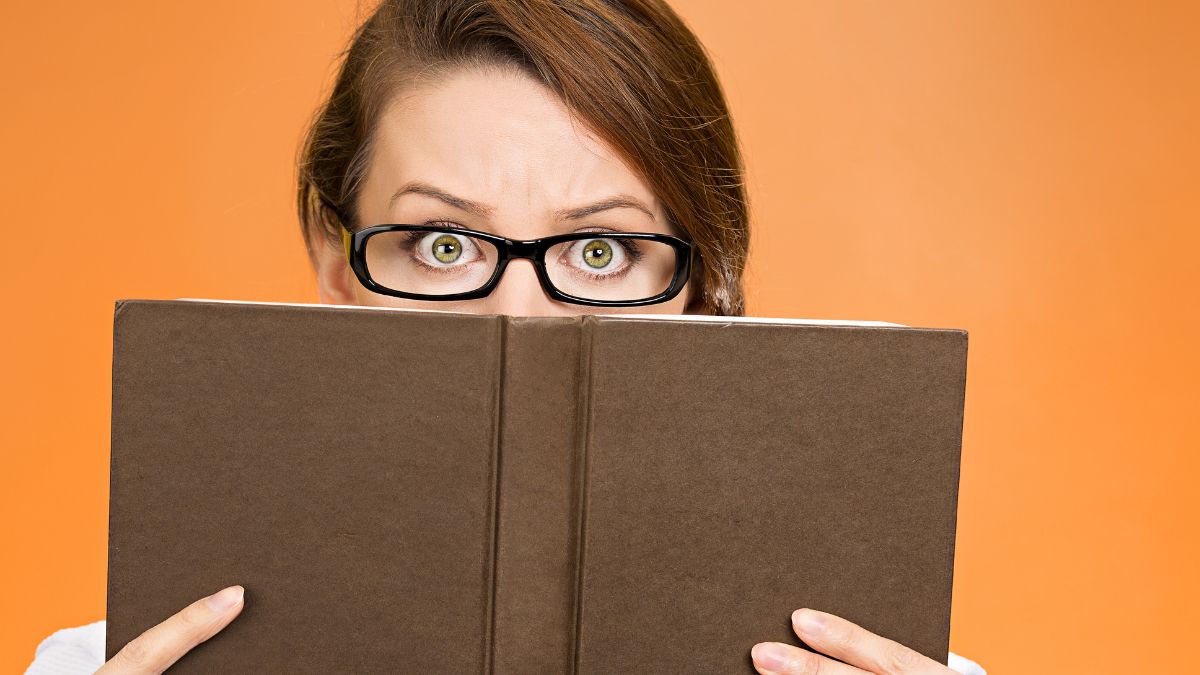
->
<box><xmin>486</xmin><ymin>256</ymin><xmax>559</xmax><ymax>316</ymax></box>
<box><xmin>501</xmin><ymin>255</ymin><xmax>539</xmax><ymax>274</ymax></box>
<box><xmin>506</xmin><ymin>238</ymin><xmax>540</xmax><ymax>260</ymax></box>
<box><xmin>497</xmin><ymin>256</ymin><xmax>544</xmax><ymax>289</ymax></box>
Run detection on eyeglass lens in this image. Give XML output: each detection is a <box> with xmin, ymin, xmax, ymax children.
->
<box><xmin>362</xmin><ymin>228</ymin><xmax>680</xmax><ymax>301</ymax></box>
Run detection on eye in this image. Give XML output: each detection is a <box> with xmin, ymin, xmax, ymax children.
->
<box><xmin>581</xmin><ymin>239</ymin><xmax>614</xmax><ymax>268</ymax></box>
<box><xmin>566</xmin><ymin>237</ymin><xmax>627</xmax><ymax>274</ymax></box>
<box><xmin>409</xmin><ymin>230</ymin><xmax>482</xmax><ymax>267</ymax></box>
<box><xmin>431</xmin><ymin>234</ymin><xmax>462</xmax><ymax>263</ymax></box>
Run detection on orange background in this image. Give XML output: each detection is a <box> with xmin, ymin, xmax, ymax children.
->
<box><xmin>2</xmin><ymin>1</ymin><xmax>1196</xmax><ymax>672</ymax></box>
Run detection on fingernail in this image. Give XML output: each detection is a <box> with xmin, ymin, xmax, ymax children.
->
<box><xmin>751</xmin><ymin>642</ymin><xmax>793</xmax><ymax>671</ymax></box>
<box><xmin>792</xmin><ymin>608</ymin><xmax>826</xmax><ymax>634</ymax></box>
<box><xmin>204</xmin><ymin>585</ymin><xmax>244</xmax><ymax>612</ymax></box>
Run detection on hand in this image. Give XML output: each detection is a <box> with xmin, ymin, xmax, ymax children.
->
<box><xmin>96</xmin><ymin>584</ymin><xmax>245</xmax><ymax>675</ymax></box>
<box><xmin>750</xmin><ymin>608</ymin><xmax>956</xmax><ymax>675</ymax></box>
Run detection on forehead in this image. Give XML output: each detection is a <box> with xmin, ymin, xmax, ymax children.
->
<box><xmin>359</xmin><ymin>65</ymin><xmax>662</xmax><ymax>218</ymax></box>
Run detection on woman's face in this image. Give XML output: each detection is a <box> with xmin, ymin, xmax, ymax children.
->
<box><xmin>314</xmin><ymin>65</ymin><xmax>692</xmax><ymax>317</ymax></box>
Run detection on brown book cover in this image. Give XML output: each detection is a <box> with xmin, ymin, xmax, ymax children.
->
<box><xmin>106</xmin><ymin>298</ymin><xmax>968</xmax><ymax>673</ymax></box>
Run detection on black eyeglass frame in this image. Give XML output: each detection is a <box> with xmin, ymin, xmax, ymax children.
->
<box><xmin>342</xmin><ymin>224</ymin><xmax>695</xmax><ymax>307</ymax></box>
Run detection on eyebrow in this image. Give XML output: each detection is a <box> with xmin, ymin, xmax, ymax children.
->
<box><xmin>388</xmin><ymin>181</ymin><xmax>656</xmax><ymax>221</ymax></box>
<box><xmin>389</xmin><ymin>182</ymin><xmax>493</xmax><ymax>217</ymax></box>
<box><xmin>559</xmin><ymin>195</ymin><xmax>656</xmax><ymax>221</ymax></box>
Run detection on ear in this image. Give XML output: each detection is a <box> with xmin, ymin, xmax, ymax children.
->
<box><xmin>681</xmin><ymin>284</ymin><xmax>705</xmax><ymax>315</ymax></box>
<box><xmin>311</xmin><ymin>232</ymin><xmax>357</xmax><ymax>305</ymax></box>
<box><xmin>680</xmin><ymin>249</ymin><xmax>707</xmax><ymax>315</ymax></box>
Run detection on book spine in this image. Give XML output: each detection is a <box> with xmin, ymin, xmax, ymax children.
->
<box><xmin>569</xmin><ymin>316</ymin><xmax>595</xmax><ymax>675</ymax></box>
<box><xmin>491</xmin><ymin>316</ymin><xmax>589</xmax><ymax>674</ymax></box>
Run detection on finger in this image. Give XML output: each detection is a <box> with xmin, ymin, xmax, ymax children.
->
<box><xmin>751</xmin><ymin>641</ymin><xmax>871</xmax><ymax>675</ymax></box>
<box><xmin>97</xmin><ymin>584</ymin><xmax>245</xmax><ymax>675</ymax></box>
<box><xmin>790</xmin><ymin>608</ymin><xmax>951</xmax><ymax>675</ymax></box>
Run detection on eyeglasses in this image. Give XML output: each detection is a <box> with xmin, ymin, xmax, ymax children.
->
<box><xmin>341</xmin><ymin>224</ymin><xmax>694</xmax><ymax>307</ymax></box>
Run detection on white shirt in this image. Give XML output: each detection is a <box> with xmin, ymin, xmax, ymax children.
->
<box><xmin>24</xmin><ymin>619</ymin><xmax>987</xmax><ymax>674</ymax></box>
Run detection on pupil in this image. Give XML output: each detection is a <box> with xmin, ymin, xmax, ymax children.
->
<box><xmin>432</xmin><ymin>235</ymin><xmax>461</xmax><ymax>263</ymax></box>
<box><xmin>583</xmin><ymin>240</ymin><xmax>612</xmax><ymax>268</ymax></box>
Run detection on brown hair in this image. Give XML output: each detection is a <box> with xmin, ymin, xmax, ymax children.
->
<box><xmin>296</xmin><ymin>0</ymin><xmax>749</xmax><ymax>315</ymax></box>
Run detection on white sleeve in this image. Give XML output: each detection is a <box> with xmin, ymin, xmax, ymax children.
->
<box><xmin>24</xmin><ymin>620</ymin><xmax>106</xmax><ymax>675</ymax></box>
<box><xmin>948</xmin><ymin>649</ymin><xmax>987</xmax><ymax>675</ymax></box>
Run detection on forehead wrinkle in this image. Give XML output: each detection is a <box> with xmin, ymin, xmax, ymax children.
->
<box><xmin>366</xmin><ymin>67</ymin><xmax>664</xmax><ymax>230</ymax></box>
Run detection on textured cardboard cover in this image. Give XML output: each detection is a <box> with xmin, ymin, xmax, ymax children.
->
<box><xmin>106</xmin><ymin>299</ymin><xmax>968</xmax><ymax>673</ymax></box>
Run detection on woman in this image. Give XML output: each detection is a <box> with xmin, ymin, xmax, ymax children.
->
<box><xmin>27</xmin><ymin>1</ymin><xmax>986</xmax><ymax>673</ymax></box>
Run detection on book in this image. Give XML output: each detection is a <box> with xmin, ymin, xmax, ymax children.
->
<box><xmin>106</xmin><ymin>298</ymin><xmax>968</xmax><ymax>673</ymax></box>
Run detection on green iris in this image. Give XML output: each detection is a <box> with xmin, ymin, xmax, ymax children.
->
<box><xmin>582</xmin><ymin>240</ymin><xmax>613</xmax><ymax>268</ymax></box>
<box><xmin>432</xmin><ymin>234</ymin><xmax>462</xmax><ymax>263</ymax></box>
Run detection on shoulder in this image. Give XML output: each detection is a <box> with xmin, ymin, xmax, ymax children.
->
<box><xmin>24</xmin><ymin>620</ymin><xmax>105</xmax><ymax>675</ymax></box>
<box><xmin>947</xmin><ymin>649</ymin><xmax>987</xmax><ymax>675</ymax></box>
